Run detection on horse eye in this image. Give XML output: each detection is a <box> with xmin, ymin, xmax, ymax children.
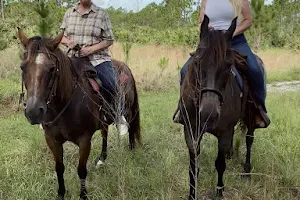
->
<box><xmin>49</xmin><ymin>67</ymin><xmax>55</xmax><ymax>73</ymax></box>
<box><xmin>23</xmin><ymin>52</ymin><xmax>28</xmax><ymax>60</ymax></box>
<box><xmin>20</xmin><ymin>63</ymin><xmax>26</xmax><ymax>71</ymax></box>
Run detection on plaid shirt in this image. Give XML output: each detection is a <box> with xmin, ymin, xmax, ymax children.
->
<box><xmin>60</xmin><ymin>2</ymin><xmax>114</xmax><ymax>66</ymax></box>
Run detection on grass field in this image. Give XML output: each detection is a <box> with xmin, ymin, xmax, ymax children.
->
<box><xmin>0</xmin><ymin>90</ymin><xmax>300</xmax><ymax>200</ymax></box>
<box><xmin>1</xmin><ymin>43</ymin><xmax>300</xmax><ymax>199</ymax></box>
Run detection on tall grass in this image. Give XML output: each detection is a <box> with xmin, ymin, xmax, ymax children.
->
<box><xmin>0</xmin><ymin>90</ymin><xmax>300</xmax><ymax>199</ymax></box>
<box><xmin>1</xmin><ymin>43</ymin><xmax>300</xmax><ymax>199</ymax></box>
<box><xmin>1</xmin><ymin>44</ymin><xmax>300</xmax><ymax>94</ymax></box>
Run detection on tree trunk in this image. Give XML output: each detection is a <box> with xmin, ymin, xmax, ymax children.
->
<box><xmin>1</xmin><ymin>0</ymin><xmax>4</xmax><ymax>20</ymax></box>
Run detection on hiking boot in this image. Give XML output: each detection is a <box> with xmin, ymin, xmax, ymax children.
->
<box><xmin>254</xmin><ymin>105</ymin><xmax>270</xmax><ymax>128</ymax></box>
<box><xmin>117</xmin><ymin>115</ymin><xmax>129</xmax><ymax>136</ymax></box>
<box><xmin>173</xmin><ymin>108</ymin><xmax>183</xmax><ymax>124</ymax></box>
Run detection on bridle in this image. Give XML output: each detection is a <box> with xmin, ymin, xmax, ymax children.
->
<box><xmin>199</xmin><ymin>66</ymin><xmax>237</xmax><ymax>106</ymax></box>
<box><xmin>19</xmin><ymin>48</ymin><xmax>78</xmax><ymax>127</ymax></box>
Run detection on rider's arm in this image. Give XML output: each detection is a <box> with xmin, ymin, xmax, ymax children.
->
<box><xmin>233</xmin><ymin>0</ymin><xmax>252</xmax><ymax>37</ymax></box>
<box><xmin>198</xmin><ymin>0</ymin><xmax>213</xmax><ymax>29</ymax></box>
<box><xmin>198</xmin><ymin>0</ymin><xmax>207</xmax><ymax>25</ymax></box>
<box><xmin>59</xmin><ymin>10</ymin><xmax>75</xmax><ymax>48</ymax></box>
<box><xmin>89</xmin><ymin>11</ymin><xmax>114</xmax><ymax>53</ymax></box>
<box><xmin>60</xmin><ymin>36</ymin><xmax>73</xmax><ymax>47</ymax></box>
<box><xmin>89</xmin><ymin>40</ymin><xmax>113</xmax><ymax>53</ymax></box>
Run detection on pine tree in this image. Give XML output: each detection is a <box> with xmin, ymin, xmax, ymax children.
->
<box><xmin>34</xmin><ymin>0</ymin><xmax>53</xmax><ymax>37</ymax></box>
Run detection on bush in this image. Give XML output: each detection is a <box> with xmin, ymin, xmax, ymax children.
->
<box><xmin>0</xmin><ymin>39</ymin><xmax>8</xmax><ymax>51</ymax></box>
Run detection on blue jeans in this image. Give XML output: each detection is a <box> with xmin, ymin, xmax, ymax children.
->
<box><xmin>95</xmin><ymin>61</ymin><xmax>117</xmax><ymax>104</ymax></box>
<box><xmin>180</xmin><ymin>34</ymin><xmax>267</xmax><ymax>112</ymax></box>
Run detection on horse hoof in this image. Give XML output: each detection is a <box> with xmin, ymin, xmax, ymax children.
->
<box><xmin>80</xmin><ymin>190</ymin><xmax>87</xmax><ymax>200</ymax></box>
<box><xmin>226</xmin><ymin>154</ymin><xmax>232</xmax><ymax>160</ymax></box>
<box><xmin>242</xmin><ymin>174</ymin><xmax>251</xmax><ymax>181</ymax></box>
<box><xmin>57</xmin><ymin>195</ymin><xmax>64</xmax><ymax>200</ymax></box>
<box><xmin>96</xmin><ymin>159</ymin><xmax>105</xmax><ymax>166</ymax></box>
<box><xmin>215</xmin><ymin>186</ymin><xmax>224</xmax><ymax>199</ymax></box>
<box><xmin>187</xmin><ymin>196</ymin><xmax>194</xmax><ymax>200</ymax></box>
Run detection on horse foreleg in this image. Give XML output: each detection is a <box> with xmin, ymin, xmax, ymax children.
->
<box><xmin>226</xmin><ymin>129</ymin><xmax>234</xmax><ymax>159</ymax></box>
<box><xmin>243</xmin><ymin>127</ymin><xmax>254</xmax><ymax>179</ymax></box>
<box><xmin>45</xmin><ymin>135</ymin><xmax>65</xmax><ymax>200</ymax></box>
<box><xmin>215</xmin><ymin>130</ymin><xmax>233</xmax><ymax>198</ymax></box>
<box><xmin>184</xmin><ymin>127</ymin><xmax>200</xmax><ymax>200</ymax></box>
<box><xmin>95</xmin><ymin>128</ymin><xmax>108</xmax><ymax>166</ymax></box>
<box><xmin>78</xmin><ymin>135</ymin><xmax>92</xmax><ymax>200</ymax></box>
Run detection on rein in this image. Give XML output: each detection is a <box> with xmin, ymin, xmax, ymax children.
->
<box><xmin>19</xmin><ymin>49</ymin><xmax>78</xmax><ymax>127</ymax></box>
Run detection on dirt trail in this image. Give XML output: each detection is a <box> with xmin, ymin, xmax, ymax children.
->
<box><xmin>267</xmin><ymin>81</ymin><xmax>300</xmax><ymax>92</ymax></box>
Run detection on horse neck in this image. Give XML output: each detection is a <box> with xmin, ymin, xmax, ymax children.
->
<box><xmin>54</xmin><ymin>50</ymin><xmax>77</xmax><ymax>102</ymax></box>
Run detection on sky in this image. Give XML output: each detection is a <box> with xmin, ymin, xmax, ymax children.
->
<box><xmin>94</xmin><ymin>0</ymin><xmax>162</xmax><ymax>11</ymax></box>
<box><xmin>93</xmin><ymin>0</ymin><xmax>273</xmax><ymax>12</ymax></box>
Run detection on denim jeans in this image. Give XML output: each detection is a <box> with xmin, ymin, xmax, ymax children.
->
<box><xmin>179</xmin><ymin>34</ymin><xmax>267</xmax><ymax>112</ymax></box>
<box><xmin>95</xmin><ymin>61</ymin><xmax>117</xmax><ymax>105</ymax></box>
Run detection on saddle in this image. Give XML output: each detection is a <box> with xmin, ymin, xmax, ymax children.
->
<box><xmin>70</xmin><ymin>57</ymin><xmax>102</xmax><ymax>93</ymax></box>
<box><xmin>69</xmin><ymin>57</ymin><xmax>130</xmax><ymax>94</ymax></box>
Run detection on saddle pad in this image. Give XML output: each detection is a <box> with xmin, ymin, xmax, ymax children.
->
<box><xmin>88</xmin><ymin>78</ymin><xmax>100</xmax><ymax>93</ymax></box>
<box><xmin>119</xmin><ymin>72</ymin><xmax>129</xmax><ymax>85</ymax></box>
<box><xmin>232</xmin><ymin>66</ymin><xmax>243</xmax><ymax>90</ymax></box>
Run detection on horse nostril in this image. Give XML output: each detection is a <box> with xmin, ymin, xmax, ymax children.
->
<box><xmin>39</xmin><ymin>107</ymin><xmax>45</xmax><ymax>115</ymax></box>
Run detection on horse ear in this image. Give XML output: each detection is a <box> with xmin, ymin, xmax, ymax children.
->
<box><xmin>17</xmin><ymin>27</ymin><xmax>29</xmax><ymax>47</ymax></box>
<box><xmin>200</xmin><ymin>14</ymin><xmax>210</xmax><ymax>39</ymax></box>
<box><xmin>51</xmin><ymin>31</ymin><xmax>64</xmax><ymax>49</ymax></box>
<box><xmin>226</xmin><ymin>17</ymin><xmax>238</xmax><ymax>41</ymax></box>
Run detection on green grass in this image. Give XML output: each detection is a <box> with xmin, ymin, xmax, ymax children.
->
<box><xmin>267</xmin><ymin>68</ymin><xmax>300</xmax><ymax>83</ymax></box>
<box><xmin>0</xmin><ymin>90</ymin><xmax>300</xmax><ymax>200</ymax></box>
<box><xmin>0</xmin><ymin>78</ymin><xmax>20</xmax><ymax>105</ymax></box>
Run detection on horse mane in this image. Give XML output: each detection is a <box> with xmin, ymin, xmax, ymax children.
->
<box><xmin>190</xmin><ymin>30</ymin><xmax>248</xmax><ymax>77</ymax></box>
<box><xmin>27</xmin><ymin>36</ymin><xmax>75</xmax><ymax>101</ymax></box>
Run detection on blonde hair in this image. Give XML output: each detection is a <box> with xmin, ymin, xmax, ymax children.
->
<box><xmin>229</xmin><ymin>0</ymin><xmax>244</xmax><ymax>21</ymax></box>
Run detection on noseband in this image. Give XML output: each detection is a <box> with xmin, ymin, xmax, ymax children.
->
<box><xmin>199</xmin><ymin>66</ymin><xmax>236</xmax><ymax>106</ymax></box>
<box><xmin>200</xmin><ymin>88</ymin><xmax>224</xmax><ymax>105</ymax></box>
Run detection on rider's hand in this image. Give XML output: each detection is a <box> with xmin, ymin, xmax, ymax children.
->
<box><xmin>67</xmin><ymin>40</ymin><xmax>77</xmax><ymax>49</ymax></box>
<box><xmin>79</xmin><ymin>45</ymin><xmax>95</xmax><ymax>57</ymax></box>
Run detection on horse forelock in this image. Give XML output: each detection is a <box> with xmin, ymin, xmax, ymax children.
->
<box><xmin>26</xmin><ymin>36</ymin><xmax>75</xmax><ymax>101</ymax></box>
<box><xmin>193</xmin><ymin>31</ymin><xmax>231</xmax><ymax>72</ymax></box>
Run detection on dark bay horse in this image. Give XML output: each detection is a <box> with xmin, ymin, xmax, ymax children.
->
<box><xmin>178</xmin><ymin>15</ymin><xmax>261</xmax><ymax>199</ymax></box>
<box><xmin>17</xmin><ymin>29</ymin><xmax>141</xmax><ymax>200</ymax></box>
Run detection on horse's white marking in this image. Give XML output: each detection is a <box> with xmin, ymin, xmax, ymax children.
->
<box><xmin>216</xmin><ymin>186</ymin><xmax>224</xmax><ymax>190</ymax></box>
<box><xmin>33</xmin><ymin>53</ymin><xmax>45</xmax><ymax>97</ymax></box>
<box><xmin>35</xmin><ymin>53</ymin><xmax>45</xmax><ymax>65</ymax></box>
<box><xmin>96</xmin><ymin>160</ymin><xmax>104</xmax><ymax>166</ymax></box>
<box><xmin>39</xmin><ymin>124</ymin><xmax>43</xmax><ymax>130</ymax></box>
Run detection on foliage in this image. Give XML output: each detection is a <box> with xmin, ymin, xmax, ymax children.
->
<box><xmin>158</xmin><ymin>57</ymin><xmax>169</xmax><ymax>75</ymax></box>
<box><xmin>0</xmin><ymin>1</ymin><xmax>299</xmax><ymax>51</ymax></box>
<box><xmin>33</xmin><ymin>0</ymin><xmax>53</xmax><ymax>37</ymax></box>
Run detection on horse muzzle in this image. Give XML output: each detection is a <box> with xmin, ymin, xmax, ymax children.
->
<box><xmin>24</xmin><ymin>97</ymin><xmax>47</xmax><ymax>125</ymax></box>
<box><xmin>199</xmin><ymin>94</ymin><xmax>221</xmax><ymax>131</ymax></box>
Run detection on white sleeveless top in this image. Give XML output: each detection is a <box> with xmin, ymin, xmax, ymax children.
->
<box><xmin>205</xmin><ymin>0</ymin><xmax>239</xmax><ymax>30</ymax></box>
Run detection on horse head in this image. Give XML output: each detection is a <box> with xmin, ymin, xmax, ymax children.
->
<box><xmin>191</xmin><ymin>15</ymin><xmax>238</xmax><ymax>130</ymax></box>
<box><xmin>17</xmin><ymin>28</ymin><xmax>73</xmax><ymax>125</ymax></box>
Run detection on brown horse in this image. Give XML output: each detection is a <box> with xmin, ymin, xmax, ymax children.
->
<box><xmin>178</xmin><ymin>15</ymin><xmax>264</xmax><ymax>199</ymax></box>
<box><xmin>17</xmin><ymin>29</ymin><xmax>141</xmax><ymax>200</ymax></box>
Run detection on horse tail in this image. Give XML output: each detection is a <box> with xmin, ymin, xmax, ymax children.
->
<box><xmin>129</xmin><ymin>78</ymin><xmax>141</xmax><ymax>146</ymax></box>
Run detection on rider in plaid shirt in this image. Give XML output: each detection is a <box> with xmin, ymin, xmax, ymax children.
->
<box><xmin>60</xmin><ymin>0</ymin><xmax>128</xmax><ymax>135</ymax></box>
